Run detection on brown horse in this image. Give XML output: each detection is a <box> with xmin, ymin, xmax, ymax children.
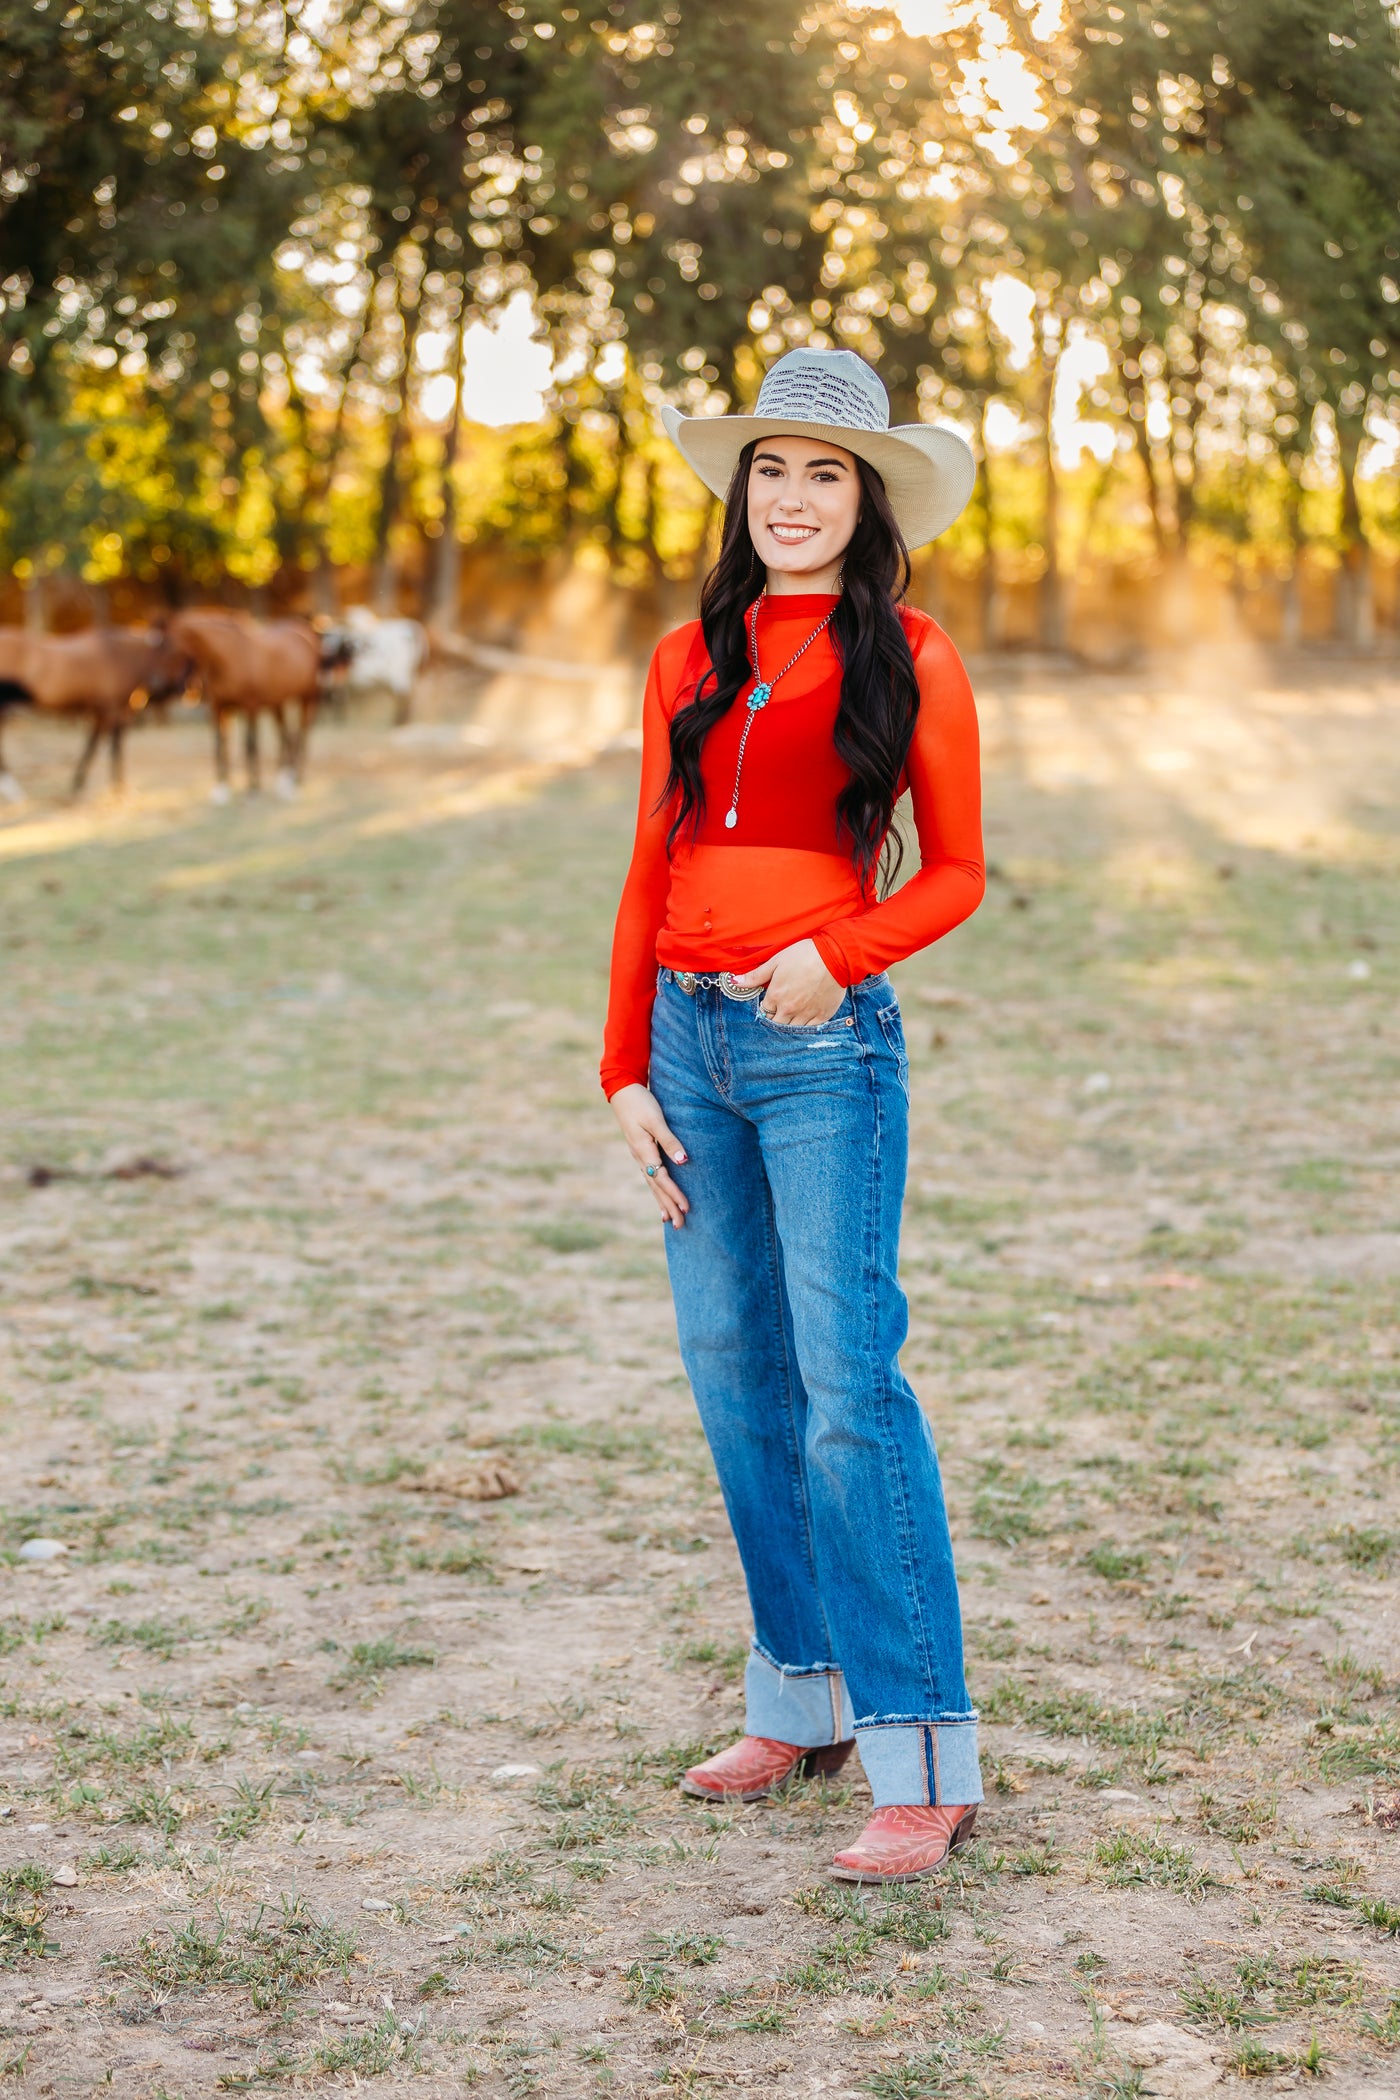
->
<box><xmin>0</xmin><ymin>627</ymin><xmax>192</xmax><ymax>800</ymax></box>
<box><xmin>163</xmin><ymin>611</ymin><xmax>322</xmax><ymax>800</ymax></box>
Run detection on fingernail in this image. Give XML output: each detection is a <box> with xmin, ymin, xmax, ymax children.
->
<box><xmin>673</xmin><ymin>1150</ymin><xmax>687</xmax><ymax>1163</ymax></box>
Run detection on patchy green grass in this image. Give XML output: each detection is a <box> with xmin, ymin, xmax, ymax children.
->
<box><xmin>1197</xmin><ymin>1792</ymin><xmax>1276</xmax><ymax>1845</ymax></box>
<box><xmin>1093</xmin><ymin>1830</ymin><xmax>1214</xmax><ymax>1900</ymax></box>
<box><xmin>114</xmin><ymin>1897</ymin><xmax>357</xmax><ymax>2010</ymax></box>
<box><xmin>215</xmin><ymin>1775</ymin><xmax>279</xmax><ymax>1842</ymax></box>
<box><xmin>1328</xmin><ymin>1525</ymin><xmax>1398</xmax><ymax>1570</ymax></box>
<box><xmin>526</xmin><ymin>1219</ymin><xmax>613</xmax><ymax>1254</ymax></box>
<box><xmin>312</xmin><ymin>2012</ymin><xmax>422</xmax><ymax>2077</ymax></box>
<box><xmin>330</xmin><ymin>1638</ymin><xmax>437</xmax><ymax>1689</ymax></box>
<box><xmin>857</xmin><ymin>2036</ymin><xmax>1004</xmax><ymax>2096</ymax></box>
<box><xmin>81</xmin><ymin>1843</ymin><xmax>145</xmax><ymax>1874</ymax></box>
<box><xmin>93</xmin><ymin>1616</ymin><xmax>195</xmax><ymax>1660</ymax></box>
<box><xmin>0</xmin><ymin>1867</ymin><xmax>57</xmax><ymax>1968</ymax></box>
<box><xmin>1083</xmin><ymin>1543</ymin><xmax>1151</xmax><ymax>1584</ymax></box>
<box><xmin>2</xmin><ymin>675</ymin><xmax>1399</xmax><ymax>2092</ymax></box>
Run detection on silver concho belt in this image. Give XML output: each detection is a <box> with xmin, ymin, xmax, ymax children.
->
<box><xmin>669</xmin><ymin>970</ymin><xmax>755</xmax><ymax>1000</ymax></box>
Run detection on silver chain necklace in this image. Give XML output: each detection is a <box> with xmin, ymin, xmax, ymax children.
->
<box><xmin>723</xmin><ymin>593</ymin><xmax>836</xmax><ymax>830</ymax></box>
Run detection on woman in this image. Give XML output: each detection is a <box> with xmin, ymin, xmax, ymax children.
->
<box><xmin>601</xmin><ymin>347</ymin><xmax>985</xmax><ymax>1883</ymax></box>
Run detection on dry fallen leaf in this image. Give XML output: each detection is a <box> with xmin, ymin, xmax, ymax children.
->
<box><xmin>461</xmin><ymin>1459</ymin><xmax>521</xmax><ymax>1501</ymax></box>
<box><xmin>406</xmin><ymin>1458</ymin><xmax>521</xmax><ymax>1501</ymax></box>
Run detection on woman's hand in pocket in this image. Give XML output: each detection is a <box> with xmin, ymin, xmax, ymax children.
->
<box><xmin>609</xmin><ymin>1083</ymin><xmax>690</xmax><ymax>1227</ymax></box>
<box><xmin>734</xmin><ymin>940</ymin><xmax>844</xmax><ymax>1026</ymax></box>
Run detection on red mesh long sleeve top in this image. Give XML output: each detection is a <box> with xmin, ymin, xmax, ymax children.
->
<box><xmin>600</xmin><ymin>592</ymin><xmax>984</xmax><ymax>1099</ymax></box>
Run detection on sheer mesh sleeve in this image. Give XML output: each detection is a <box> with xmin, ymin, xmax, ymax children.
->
<box><xmin>810</xmin><ymin>619</ymin><xmax>984</xmax><ymax>985</ymax></box>
<box><xmin>599</xmin><ymin>629</ymin><xmax>695</xmax><ymax>1097</ymax></box>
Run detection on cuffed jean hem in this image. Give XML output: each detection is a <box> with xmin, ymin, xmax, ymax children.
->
<box><xmin>745</xmin><ymin>1646</ymin><xmax>856</xmax><ymax>1748</ymax></box>
<box><xmin>856</xmin><ymin>1720</ymin><xmax>984</xmax><ymax>1808</ymax></box>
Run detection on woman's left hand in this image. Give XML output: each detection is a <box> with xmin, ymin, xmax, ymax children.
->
<box><xmin>734</xmin><ymin>939</ymin><xmax>845</xmax><ymax>1026</ymax></box>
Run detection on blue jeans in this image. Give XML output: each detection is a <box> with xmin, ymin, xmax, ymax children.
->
<box><xmin>649</xmin><ymin>969</ymin><xmax>981</xmax><ymax>1809</ymax></box>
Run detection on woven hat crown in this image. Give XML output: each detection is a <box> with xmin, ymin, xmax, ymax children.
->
<box><xmin>753</xmin><ymin>349</ymin><xmax>891</xmax><ymax>435</ymax></box>
<box><xmin>658</xmin><ymin>342</ymin><xmax>975</xmax><ymax>548</ymax></box>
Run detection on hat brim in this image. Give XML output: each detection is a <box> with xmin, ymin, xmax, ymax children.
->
<box><xmin>659</xmin><ymin>405</ymin><xmax>975</xmax><ymax>550</ymax></box>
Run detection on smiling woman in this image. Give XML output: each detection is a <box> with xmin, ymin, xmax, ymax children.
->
<box><xmin>746</xmin><ymin>437</ymin><xmax>861</xmax><ymax>588</ymax></box>
<box><xmin>600</xmin><ymin>347</ymin><xmax>991</xmax><ymax>1887</ymax></box>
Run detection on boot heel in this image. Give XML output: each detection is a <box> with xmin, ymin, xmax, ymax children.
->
<box><xmin>948</xmin><ymin>1806</ymin><xmax>978</xmax><ymax>1852</ymax></box>
<box><xmin>801</xmin><ymin>1740</ymin><xmax>855</xmax><ymax>1780</ymax></box>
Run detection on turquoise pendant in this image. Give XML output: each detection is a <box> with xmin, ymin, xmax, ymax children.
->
<box><xmin>747</xmin><ymin>683</ymin><xmax>771</xmax><ymax>711</ymax></box>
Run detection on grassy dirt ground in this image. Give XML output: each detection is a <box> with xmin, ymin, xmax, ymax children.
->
<box><xmin>0</xmin><ymin>646</ymin><xmax>1398</xmax><ymax>2100</ymax></box>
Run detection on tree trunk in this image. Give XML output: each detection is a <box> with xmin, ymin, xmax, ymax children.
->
<box><xmin>1226</xmin><ymin>546</ymin><xmax>1248</xmax><ymax>634</ymax></box>
<box><xmin>1076</xmin><ymin>448</ymin><xmax>1118</xmax><ymax>565</ymax></box>
<box><xmin>1279</xmin><ymin>568</ymin><xmax>1303</xmax><ymax>648</ymax></box>
<box><xmin>638</xmin><ymin>450</ymin><xmax>660</xmax><ymax>580</ymax></box>
<box><xmin>1035</xmin><ymin>312</ymin><xmax>1067</xmax><ymax>654</ymax></box>
<box><xmin>1334</xmin><ymin>415</ymin><xmax>1373</xmax><ymax>651</ymax></box>
<box><xmin>372</xmin><ymin>256</ymin><xmax>425</xmax><ymax>616</ymax></box>
<box><xmin>1158</xmin><ymin>544</ymin><xmax>1194</xmax><ymax>650</ymax></box>
<box><xmin>921</xmin><ymin>544</ymin><xmax>944</xmax><ymax>629</ymax></box>
<box><xmin>601</xmin><ymin>405</ymin><xmax>628</xmax><ymax>556</ymax></box>
<box><xmin>562</xmin><ymin>416</ymin><xmax>593</xmax><ymax>547</ymax></box>
<box><xmin>1040</xmin><ymin>443</ymin><xmax>1066</xmax><ymax>652</ymax></box>
<box><xmin>975</xmin><ymin>395</ymin><xmax>1001</xmax><ymax>651</ymax></box>
<box><xmin>1118</xmin><ymin>354</ymin><xmax>1169</xmax><ymax>566</ymax></box>
<box><xmin>430</xmin><ymin>319</ymin><xmax>466</xmax><ymax>631</ymax></box>
<box><xmin>1279</xmin><ymin>454</ymin><xmax>1306</xmax><ymax>648</ymax></box>
<box><xmin>1166</xmin><ymin>311</ymin><xmax>1206</xmax><ymax>555</ymax></box>
<box><xmin>311</xmin><ymin>558</ymin><xmax>339</xmax><ymax>621</ymax></box>
<box><xmin>1148</xmin><ymin>321</ymin><xmax>1205</xmax><ymax>649</ymax></box>
<box><xmin>307</xmin><ymin>286</ymin><xmax>379</xmax><ymax>618</ymax></box>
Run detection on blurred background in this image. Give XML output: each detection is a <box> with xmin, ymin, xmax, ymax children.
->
<box><xmin>4</xmin><ymin>0</ymin><xmax>1400</xmax><ymax>689</ymax></box>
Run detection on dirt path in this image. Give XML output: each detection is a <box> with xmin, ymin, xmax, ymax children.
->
<box><xmin>0</xmin><ymin>655</ymin><xmax>1398</xmax><ymax>2099</ymax></box>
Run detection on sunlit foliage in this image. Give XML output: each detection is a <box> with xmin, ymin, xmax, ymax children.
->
<box><xmin>0</xmin><ymin>0</ymin><xmax>1397</xmax><ymax>630</ymax></box>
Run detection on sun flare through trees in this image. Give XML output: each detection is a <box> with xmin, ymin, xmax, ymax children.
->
<box><xmin>1</xmin><ymin>0</ymin><xmax>1398</xmax><ymax>644</ymax></box>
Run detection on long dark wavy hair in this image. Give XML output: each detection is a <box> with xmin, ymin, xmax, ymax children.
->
<box><xmin>661</xmin><ymin>440</ymin><xmax>921</xmax><ymax>891</ymax></box>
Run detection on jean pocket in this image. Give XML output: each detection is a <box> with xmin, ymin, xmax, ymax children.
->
<box><xmin>875</xmin><ymin>1002</ymin><xmax>909</xmax><ymax>1097</ymax></box>
<box><xmin>753</xmin><ymin>992</ymin><xmax>855</xmax><ymax>1036</ymax></box>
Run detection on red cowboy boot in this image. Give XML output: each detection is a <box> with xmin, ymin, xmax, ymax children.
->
<box><xmin>680</xmin><ymin>1735</ymin><xmax>855</xmax><ymax>1804</ymax></box>
<box><xmin>828</xmin><ymin>1803</ymin><xmax>979</xmax><ymax>1883</ymax></box>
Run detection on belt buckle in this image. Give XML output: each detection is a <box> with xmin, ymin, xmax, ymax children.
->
<box><xmin>674</xmin><ymin>971</ymin><xmax>697</xmax><ymax>995</ymax></box>
<box><xmin>718</xmin><ymin>971</ymin><xmax>754</xmax><ymax>1002</ymax></box>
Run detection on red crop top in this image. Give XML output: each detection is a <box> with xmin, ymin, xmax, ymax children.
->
<box><xmin>600</xmin><ymin>592</ymin><xmax>984</xmax><ymax>1098</ymax></box>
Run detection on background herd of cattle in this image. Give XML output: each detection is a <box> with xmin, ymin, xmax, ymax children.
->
<box><xmin>0</xmin><ymin>609</ymin><xmax>427</xmax><ymax>802</ymax></box>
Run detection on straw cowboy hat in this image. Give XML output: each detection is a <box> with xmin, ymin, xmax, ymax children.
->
<box><xmin>659</xmin><ymin>347</ymin><xmax>976</xmax><ymax>550</ymax></box>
